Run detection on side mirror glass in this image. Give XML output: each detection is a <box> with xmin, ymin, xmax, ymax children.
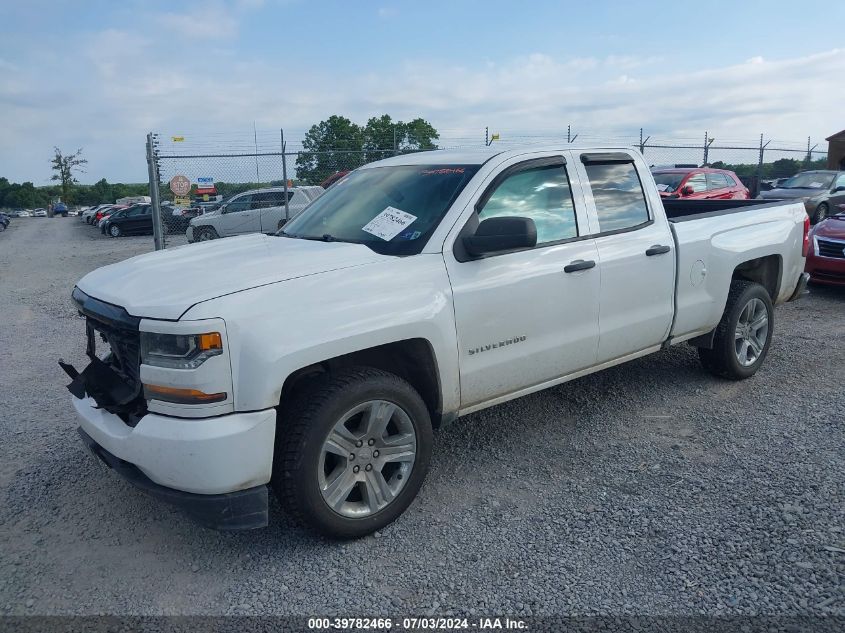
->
<box><xmin>833</xmin><ymin>186</ymin><xmax>845</xmax><ymax>193</ymax></box>
<box><xmin>463</xmin><ymin>216</ymin><xmax>537</xmax><ymax>257</ymax></box>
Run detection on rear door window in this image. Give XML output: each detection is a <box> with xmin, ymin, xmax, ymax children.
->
<box><xmin>706</xmin><ymin>173</ymin><xmax>730</xmax><ymax>190</ymax></box>
<box><xmin>583</xmin><ymin>161</ymin><xmax>650</xmax><ymax>232</ymax></box>
<box><xmin>685</xmin><ymin>173</ymin><xmax>707</xmax><ymax>192</ymax></box>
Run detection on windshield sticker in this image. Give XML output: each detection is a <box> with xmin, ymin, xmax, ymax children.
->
<box><xmin>362</xmin><ymin>206</ymin><xmax>418</xmax><ymax>241</ymax></box>
<box><xmin>809</xmin><ymin>181</ymin><xmax>824</xmax><ymax>188</ymax></box>
<box><xmin>655</xmin><ymin>183</ymin><xmax>670</xmax><ymax>192</ymax></box>
<box><xmin>421</xmin><ymin>168</ymin><xmax>465</xmax><ymax>176</ymax></box>
<box><xmin>399</xmin><ymin>229</ymin><xmax>422</xmax><ymax>240</ymax></box>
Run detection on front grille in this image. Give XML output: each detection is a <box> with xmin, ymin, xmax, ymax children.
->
<box><xmin>817</xmin><ymin>238</ymin><xmax>845</xmax><ymax>259</ymax></box>
<box><xmin>71</xmin><ymin>287</ymin><xmax>147</xmax><ymax>425</ymax></box>
<box><xmin>87</xmin><ymin>316</ymin><xmax>141</xmax><ymax>387</ymax></box>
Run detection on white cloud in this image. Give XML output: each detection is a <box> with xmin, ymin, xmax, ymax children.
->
<box><xmin>1</xmin><ymin>34</ymin><xmax>843</xmax><ymax>184</ymax></box>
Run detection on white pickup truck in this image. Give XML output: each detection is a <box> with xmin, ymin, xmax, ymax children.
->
<box><xmin>62</xmin><ymin>146</ymin><xmax>810</xmax><ymax>538</ymax></box>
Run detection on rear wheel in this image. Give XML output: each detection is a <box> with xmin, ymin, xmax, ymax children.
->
<box><xmin>812</xmin><ymin>203</ymin><xmax>828</xmax><ymax>224</ymax></box>
<box><xmin>273</xmin><ymin>367</ymin><xmax>433</xmax><ymax>539</ymax></box>
<box><xmin>698</xmin><ymin>280</ymin><xmax>773</xmax><ymax>380</ymax></box>
<box><xmin>108</xmin><ymin>224</ymin><xmax>121</xmax><ymax>237</ymax></box>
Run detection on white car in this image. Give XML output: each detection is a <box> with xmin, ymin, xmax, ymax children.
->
<box><xmin>186</xmin><ymin>186</ymin><xmax>324</xmax><ymax>242</ymax></box>
<box><xmin>33</xmin><ymin>208</ymin><xmax>47</xmax><ymax>217</ymax></box>
<box><xmin>18</xmin><ymin>210</ymin><xmax>32</xmax><ymax>218</ymax></box>
<box><xmin>65</xmin><ymin>145</ymin><xmax>809</xmax><ymax>538</ymax></box>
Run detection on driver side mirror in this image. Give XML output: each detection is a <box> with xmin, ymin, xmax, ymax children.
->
<box><xmin>833</xmin><ymin>186</ymin><xmax>845</xmax><ymax>193</ymax></box>
<box><xmin>680</xmin><ymin>185</ymin><xmax>694</xmax><ymax>196</ymax></box>
<box><xmin>463</xmin><ymin>216</ymin><xmax>537</xmax><ymax>257</ymax></box>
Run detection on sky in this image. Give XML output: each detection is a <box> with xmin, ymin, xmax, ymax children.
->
<box><xmin>1</xmin><ymin>0</ymin><xmax>844</xmax><ymax>184</ymax></box>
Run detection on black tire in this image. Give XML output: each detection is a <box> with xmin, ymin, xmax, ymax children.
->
<box><xmin>195</xmin><ymin>227</ymin><xmax>218</xmax><ymax>241</ymax></box>
<box><xmin>272</xmin><ymin>367</ymin><xmax>433</xmax><ymax>539</ymax></box>
<box><xmin>812</xmin><ymin>203</ymin><xmax>828</xmax><ymax>224</ymax></box>
<box><xmin>108</xmin><ymin>224</ymin><xmax>121</xmax><ymax>238</ymax></box>
<box><xmin>698</xmin><ymin>280</ymin><xmax>774</xmax><ymax>380</ymax></box>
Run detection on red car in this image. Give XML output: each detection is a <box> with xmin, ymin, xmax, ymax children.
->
<box><xmin>652</xmin><ymin>167</ymin><xmax>750</xmax><ymax>200</ymax></box>
<box><xmin>805</xmin><ymin>204</ymin><xmax>845</xmax><ymax>286</ymax></box>
<box><xmin>94</xmin><ymin>205</ymin><xmax>127</xmax><ymax>225</ymax></box>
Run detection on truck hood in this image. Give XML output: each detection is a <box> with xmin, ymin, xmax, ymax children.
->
<box><xmin>76</xmin><ymin>234</ymin><xmax>385</xmax><ymax>320</ymax></box>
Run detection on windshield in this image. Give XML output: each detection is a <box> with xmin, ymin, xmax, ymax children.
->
<box><xmin>279</xmin><ymin>164</ymin><xmax>480</xmax><ymax>255</ymax></box>
<box><xmin>780</xmin><ymin>172</ymin><xmax>835</xmax><ymax>189</ymax></box>
<box><xmin>651</xmin><ymin>172</ymin><xmax>688</xmax><ymax>193</ymax></box>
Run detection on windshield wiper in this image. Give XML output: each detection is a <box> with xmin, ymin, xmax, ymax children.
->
<box><xmin>279</xmin><ymin>232</ymin><xmax>363</xmax><ymax>245</ymax></box>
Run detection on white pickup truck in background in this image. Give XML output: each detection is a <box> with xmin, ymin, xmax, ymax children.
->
<box><xmin>61</xmin><ymin>146</ymin><xmax>810</xmax><ymax>538</ymax></box>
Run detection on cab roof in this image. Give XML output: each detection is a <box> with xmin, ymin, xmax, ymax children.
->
<box><xmin>362</xmin><ymin>145</ymin><xmax>640</xmax><ymax>168</ymax></box>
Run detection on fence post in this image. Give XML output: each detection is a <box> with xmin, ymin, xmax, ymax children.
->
<box><xmin>638</xmin><ymin>128</ymin><xmax>650</xmax><ymax>156</ymax></box>
<box><xmin>281</xmin><ymin>128</ymin><xmax>289</xmax><ymax>223</ymax></box>
<box><xmin>146</xmin><ymin>132</ymin><xmax>164</xmax><ymax>251</ymax></box>
<box><xmin>703</xmin><ymin>131</ymin><xmax>708</xmax><ymax>166</ymax></box>
<box><xmin>485</xmin><ymin>127</ymin><xmax>489</xmax><ymax>147</ymax></box>
<box><xmin>754</xmin><ymin>134</ymin><xmax>770</xmax><ymax>198</ymax></box>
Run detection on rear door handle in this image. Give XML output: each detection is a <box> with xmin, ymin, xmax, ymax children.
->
<box><xmin>645</xmin><ymin>245</ymin><xmax>671</xmax><ymax>256</ymax></box>
<box><xmin>564</xmin><ymin>259</ymin><xmax>596</xmax><ymax>273</ymax></box>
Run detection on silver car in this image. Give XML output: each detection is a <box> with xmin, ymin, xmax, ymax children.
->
<box><xmin>186</xmin><ymin>186</ymin><xmax>324</xmax><ymax>242</ymax></box>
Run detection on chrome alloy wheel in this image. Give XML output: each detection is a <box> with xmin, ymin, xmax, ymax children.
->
<box><xmin>734</xmin><ymin>297</ymin><xmax>769</xmax><ymax>367</ymax></box>
<box><xmin>318</xmin><ymin>400</ymin><xmax>417</xmax><ymax>518</ymax></box>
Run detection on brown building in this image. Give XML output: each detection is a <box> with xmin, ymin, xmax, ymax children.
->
<box><xmin>826</xmin><ymin>129</ymin><xmax>845</xmax><ymax>170</ymax></box>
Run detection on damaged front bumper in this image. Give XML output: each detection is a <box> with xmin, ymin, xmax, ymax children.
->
<box><xmin>62</xmin><ymin>287</ymin><xmax>275</xmax><ymax>530</ymax></box>
<box><xmin>69</xmin><ymin>394</ymin><xmax>276</xmax><ymax>530</ymax></box>
<box><xmin>78</xmin><ymin>428</ymin><xmax>269</xmax><ymax>531</ymax></box>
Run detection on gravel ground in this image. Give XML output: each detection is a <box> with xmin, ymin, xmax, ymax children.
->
<box><xmin>0</xmin><ymin>217</ymin><xmax>843</xmax><ymax>619</ymax></box>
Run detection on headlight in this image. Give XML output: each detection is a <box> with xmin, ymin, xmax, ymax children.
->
<box><xmin>140</xmin><ymin>331</ymin><xmax>223</xmax><ymax>369</ymax></box>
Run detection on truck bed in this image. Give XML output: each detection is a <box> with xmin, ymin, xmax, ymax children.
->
<box><xmin>663</xmin><ymin>198</ymin><xmax>787</xmax><ymax>222</ymax></box>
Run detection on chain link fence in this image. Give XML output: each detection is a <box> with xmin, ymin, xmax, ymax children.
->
<box><xmin>145</xmin><ymin>127</ymin><xmax>829</xmax><ymax>249</ymax></box>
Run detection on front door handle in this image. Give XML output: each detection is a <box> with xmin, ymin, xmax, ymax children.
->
<box><xmin>645</xmin><ymin>245</ymin><xmax>671</xmax><ymax>256</ymax></box>
<box><xmin>564</xmin><ymin>259</ymin><xmax>596</xmax><ymax>273</ymax></box>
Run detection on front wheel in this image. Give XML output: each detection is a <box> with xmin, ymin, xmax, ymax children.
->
<box><xmin>812</xmin><ymin>203</ymin><xmax>828</xmax><ymax>224</ymax></box>
<box><xmin>108</xmin><ymin>224</ymin><xmax>121</xmax><ymax>237</ymax></box>
<box><xmin>273</xmin><ymin>367</ymin><xmax>433</xmax><ymax>539</ymax></box>
<box><xmin>195</xmin><ymin>227</ymin><xmax>218</xmax><ymax>241</ymax></box>
<box><xmin>698</xmin><ymin>280</ymin><xmax>773</xmax><ymax>380</ymax></box>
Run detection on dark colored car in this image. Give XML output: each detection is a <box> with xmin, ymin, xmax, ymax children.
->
<box><xmin>53</xmin><ymin>202</ymin><xmax>68</xmax><ymax>217</ymax></box>
<box><xmin>758</xmin><ymin>170</ymin><xmax>845</xmax><ymax>224</ymax></box>
<box><xmin>805</xmin><ymin>204</ymin><xmax>845</xmax><ymax>286</ymax></box>
<box><xmin>162</xmin><ymin>204</ymin><xmax>203</xmax><ymax>233</ymax></box>
<box><xmin>0</xmin><ymin>212</ymin><xmax>10</xmax><ymax>232</ymax></box>
<box><xmin>101</xmin><ymin>204</ymin><xmax>160</xmax><ymax>237</ymax></box>
<box><xmin>651</xmin><ymin>167</ymin><xmax>750</xmax><ymax>200</ymax></box>
<box><xmin>94</xmin><ymin>205</ymin><xmax>126</xmax><ymax>226</ymax></box>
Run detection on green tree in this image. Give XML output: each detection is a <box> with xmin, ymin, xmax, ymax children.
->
<box><xmin>50</xmin><ymin>147</ymin><xmax>87</xmax><ymax>204</ymax></box>
<box><xmin>295</xmin><ymin>116</ymin><xmax>365</xmax><ymax>185</ymax></box>
<box><xmin>401</xmin><ymin>117</ymin><xmax>439</xmax><ymax>151</ymax></box>
<box><xmin>88</xmin><ymin>178</ymin><xmax>113</xmax><ymax>204</ymax></box>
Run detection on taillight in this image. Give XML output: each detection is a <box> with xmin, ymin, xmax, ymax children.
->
<box><xmin>801</xmin><ymin>215</ymin><xmax>810</xmax><ymax>257</ymax></box>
